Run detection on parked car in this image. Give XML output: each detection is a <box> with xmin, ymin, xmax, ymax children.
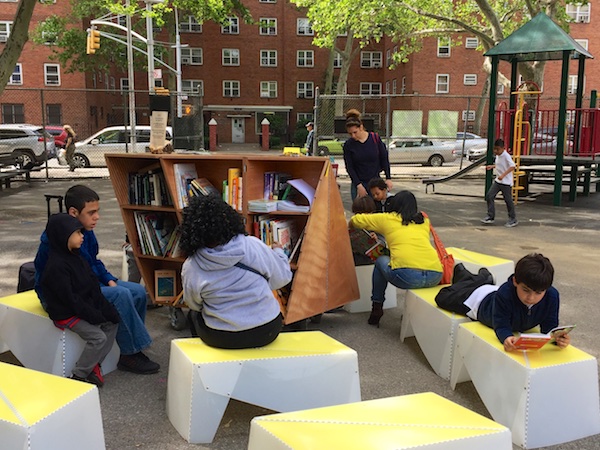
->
<box><xmin>456</xmin><ymin>132</ymin><xmax>487</xmax><ymax>156</ymax></box>
<box><xmin>0</xmin><ymin>124</ymin><xmax>55</xmax><ymax>167</ymax></box>
<box><xmin>316</xmin><ymin>136</ymin><xmax>345</xmax><ymax>156</ymax></box>
<box><xmin>388</xmin><ymin>137</ymin><xmax>457</xmax><ymax>166</ymax></box>
<box><xmin>468</xmin><ymin>144</ymin><xmax>487</xmax><ymax>161</ymax></box>
<box><xmin>45</xmin><ymin>125</ymin><xmax>67</xmax><ymax>149</ymax></box>
<box><xmin>73</xmin><ymin>126</ymin><xmax>173</xmax><ymax>167</ymax></box>
<box><xmin>530</xmin><ymin>133</ymin><xmax>573</xmax><ymax>155</ymax></box>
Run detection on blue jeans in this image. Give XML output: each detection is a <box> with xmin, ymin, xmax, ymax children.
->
<box><xmin>101</xmin><ymin>280</ymin><xmax>151</xmax><ymax>355</ymax></box>
<box><xmin>371</xmin><ymin>256</ymin><xmax>443</xmax><ymax>303</ymax></box>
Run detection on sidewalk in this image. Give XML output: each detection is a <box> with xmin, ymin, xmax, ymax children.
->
<box><xmin>1</xmin><ymin>172</ymin><xmax>600</xmax><ymax>449</ymax></box>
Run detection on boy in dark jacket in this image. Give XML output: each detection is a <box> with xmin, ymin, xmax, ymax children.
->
<box><xmin>40</xmin><ymin>213</ymin><xmax>120</xmax><ymax>387</ymax></box>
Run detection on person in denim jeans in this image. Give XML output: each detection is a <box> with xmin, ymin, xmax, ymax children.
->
<box><xmin>34</xmin><ymin>185</ymin><xmax>159</xmax><ymax>374</ymax></box>
<box><xmin>349</xmin><ymin>191</ymin><xmax>443</xmax><ymax>326</ymax></box>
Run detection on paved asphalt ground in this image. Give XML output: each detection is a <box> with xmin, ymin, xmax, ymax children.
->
<box><xmin>1</xmin><ymin>150</ymin><xmax>600</xmax><ymax>449</ymax></box>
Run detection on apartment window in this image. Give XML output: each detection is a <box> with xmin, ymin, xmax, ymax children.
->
<box><xmin>182</xmin><ymin>48</ymin><xmax>203</xmax><ymax>65</ymax></box>
<box><xmin>259</xmin><ymin>18</ymin><xmax>277</xmax><ymax>35</ymax></box>
<box><xmin>223</xmin><ymin>80</ymin><xmax>240</xmax><ymax>97</ymax></box>
<box><xmin>260</xmin><ymin>50</ymin><xmax>277</xmax><ymax>67</ymax></box>
<box><xmin>116</xmin><ymin>15</ymin><xmax>127</xmax><ymax>27</ymax></box>
<box><xmin>222</xmin><ymin>48</ymin><xmax>240</xmax><ymax>66</ymax></box>
<box><xmin>360</xmin><ymin>83</ymin><xmax>382</xmax><ymax>95</ymax></box>
<box><xmin>222</xmin><ymin>17</ymin><xmax>239</xmax><ymax>34</ymax></box>
<box><xmin>8</xmin><ymin>64</ymin><xmax>22</xmax><ymax>85</ymax></box>
<box><xmin>44</xmin><ymin>64</ymin><xmax>60</xmax><ymax>86</ymax></box>
<box><xmin>333</xmin><ymin>53</ymin><xmax>342</xmax><ymax>68</ymax></box>
<box><xmin>386</xmin><ymin>49</ymin><xmax>391</xmax><ymax>67</ymax></box>
<box><xmin>568</xmin><ymin>75</ymin><xmax>585</xmax><ymax>94</ymax></box>
<box><xmin>575</xmin><ymin>39</ymin><xmax>589</xmax><ymax>51</ymax></box>
<box><xmin>465</xmin><ymin>37</ymin><xmax>478</xmax><ymax>49</ymax></box>
<box><xmin>105</xmin><ymin>73</ymin><xmax>109</xmax><ymax>86</ymax></box>
<box><xmin>385</xmin><ymin>81</ymin><xmax>390</xmax><ymax>94</ymax></box>
<box><xmin>497</xmin><ymin>83</ymin><xmax>505</xmax><ymax>95</ymax></box>
<box><xmin>436</xmin><ymin>74</ymin><xmax>449</xmax><ymax>93</ymax></box>
<box><xmin>464</xmin><ymin>74</ymin><xmax>477</xmax><ymax>85</ymax></box>
<box><xmin>297</xmin><ymin>81</ymin><xmax>314</xmax><ymax>98</ymax></box>
<box><xmin>46</xmin><ymin>104</ymin><xmax>62</xmax><ymax>125</ymax></box>
<box><xmin>0</xmin><ymin>21</ymin><xmax>12</xmax><ymax>42</ymax></box>
<box><xmin>260</xmin><ymin>81</ymin><xmax>277</xmax><ymax>98</ymax></box>
<box><xmin>110</xmin><ymin>77</ymin><xmax>116</xmax><ymax>92</ymax></box>
<box><xmin>180</xmin><ymin>15</ymin><xmax>202</xmax><ymax>32</ymax></box>
<box><xmin>462</xmin><ymin>110</ymin><xmax>476</xmax><ymax>122</ymax></box>
<box><xmin>401</xmin><ymin>76</ymin><xmax>406</xmax><ymax>94</ymax></box>
<box><xmin>182</xmin><ymin>80</ymin><xmax>203</xmax><ymax>96</ymax></box>
<box><xmin>297</xmin><ymin>18</ymin><xmax>313</xmax><ymax>35</ymax></box>
<box><xmin>259</xmin><ymin>0</ymin><xmax>276</xmax><ymax>2</ymax></box>
<box><xmin>297</xmin><ymin>112</ymin><xmax>313</xmax><ymax>122</ymax></box>
<box><xmin>361</xmin><ymin>51</ymin><xmax>383</xmax><ymax>68</ymax></box>
<box><xmin>120</xmin><ymin>78</ymin><xmax>128</xmax><ymax>92</ymax></box>
<box><xmin>297</xmin><ymin>50</ymin><xmax>314</xmax><ymax>67</ymax></box>
<box><xmin>392</xmin><ymin>78</ymin><xmax>397</xmax><ymax>94</ymax></box>
<box><xmin>2</xmin><ymin>104</ymin><xmax>24</xmax><ymax>123</ymax></box>
<box><xmin>566</xmin><ymin>3</ymin><xmax>591</xmax><ymax>23</ymax></box>
<box><xmin>437</xmin><ymin>37</ymin><xmax>451</xmax><ymax>57</ymax></box>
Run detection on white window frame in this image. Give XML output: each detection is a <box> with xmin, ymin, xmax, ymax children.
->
<box><xmin>566</xmin><ymin>3</ymin><xmax>591</xmax><ymax>23</ymax></box>
<box><xmin>180</xmin><ymin>15</ymin><xmax>202</xmax><ymax>33</ymax></box>
<box><xmin>223</xmin><ymin>80</ymin><xmax>240</xmax><ymax>97</ymax></box>
<box><xmin>575</xmin><ymin>39</ymin><xmax>589</xmax><ymax>51</ymax></box>
<box><xmin>436</xmin><ymin>74</ymin><xmax>449</xmax><ymax>93</ymax></box>
<box><xmin>386</xmin><ymin>49</ymin><xmax>391</xmax><ymax>67</ymax></box>
<box><xmin>44</xmin><ymin>63</ymin><xmax>60</xmax><ymax>86</ymax></box>
<box><xmin>385</xmin><ymin>81</ymin><xmax>390</xmax><ymax>94</ymax></box>
<box><xmin>110</xmin><ymin>76</ymin><xmax>116</xmax><ymax>92</ymax></box>
<box><xmin>437</xmin><ymin>37</ymin><xmax>451</xmax><ymax>57</ymax></box>
<box><xmin>360</xmin><ymin>82</ymin><xmax>382</xmax><ymax>95</ymax></box>
<box><xmin>401</xmin><ymin>76</ymin><xmax>406</xmax><ymax>94</ymax></box>
<box><xmin>568</xmin><ymin>75</ymin><xmax>585</xmax><ymax>95</ymax></box>
<box><xmin>8</xmin><ymin>63</ymin><xmax>22</xmax><ymax>85</ymax></box>
<box><xmin>462</xmin><ymin>110</ymin><xmax>476</xmax><ymax>122</ymax></box>
<box><xmin>260</xmin><ymin>81</ymin><xmax>277</xmax><ymax>98</ymax></box>
<box><xmin>181</xmin><ymin>47</ymin><xmax>203</xmax><ymax>65</ymax></box>
<box><xmin>259</xmin><ymin>0</ymin><xmax>276</xmax><ymax>3</ymax></box>
<box><xmin>297</xmin><ymin>50</ymin><xmax>314</xmax><ymax>67</ymax></box>
<box><xmin>0</xmin><ymin>21</ymin><xmax>12</xmax><ymax>42</ymax></box>
<box><xmin>222</xmin><ymin>48</ymin><xmax>240</xmax><ymax>66</ymax></box>
<box><xmin>392</xmin><ymin>78</ymin><xmax>397</xmax><ymax>94</ymax></box>
<box><xmin>465</xmin><ymin>37</ymin><xmax>478</xmax><ymax>49</ymax></box>
<box><xmin>222</xmin><ymin>17</ymin><xmax>239</xmax><ymax>34</ymax></box>
<box><xmin>360</xmin><ymin>51</ymin><xmax>383</xmax><ymax>68</ymax></box>
<box><xmin>297</xmin><ymin>112</ymin><xmax>313</xmax><ymax>122</ymax></box>
<box><xmin>497</xmin><ymin>83</ymin><xmax>505</xmax><ymax>95</ymax></box>
<box><xmin>182</xmin><ymin>79</ymin><xmax>203</xmax><ymax>96</ymax></box>
<box><xmin>297</xmin><ymin>18</ymin><xmax>313</xmax><ymax>36</ymax></box>
<box><xmin>120</xmin><ymin>78</ymin><xmax>128</xmax><ymax>92</ymax></box>
<box><xmin>463</xmin><ymin>74</ymin><xmax>477</xmax><ymax>86</ymax></box>
<box><xmin>260</xmin><ymin>50</ymin><xmax>277</xmax><ymax>67</ymax></box>
<box><xmin>259</xmin><ymin>18</ymin><xmax>277</xmax><ymax>35</ymax></box>
<box><xmin>333</xmin><ymin>53</ymin><xmax>342</xmax><ymax>68</ymax></box>
<box><xmin>297</xmin><ymin>81</ymin><xmax>314</xmax><ymax>98</ymax></box>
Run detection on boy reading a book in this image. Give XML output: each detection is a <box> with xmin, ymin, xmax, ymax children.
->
<box><xmin>435</xmin><ymin>253</ymin><xmax>571</xmax><ymax>352</ymax></box>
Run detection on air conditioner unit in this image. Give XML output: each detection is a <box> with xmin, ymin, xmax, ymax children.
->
<box><xmin>373</xmin><ymin>62</ymin><xmax>382</xmax><ymax>68</ymax></box>
<box><xmin>0</xmin><ymin>35</ymin><xmax>7</xmax><ymax>43</ymax></box>
<box><xmin>299</xmin><ymin>93</ymin><xmax>305</xmax><ymax>98</ymax></box>
<box><xmin>579</xmin><ymin>16</ymin><xmax>588</xmax><ymax>23</ymax></box>
<box><xmin>181</xmin><ymin>57</ymin><xmax>191</xmax><ymax>65</ymax></box>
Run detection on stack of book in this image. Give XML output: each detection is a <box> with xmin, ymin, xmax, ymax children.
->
<box><xmin>128</xmin><ymin>166</ymin><xmax>172</xmax><ymax>206</ymax></box>
<box><xmin>133</xmin><ymin>211</ymin><xmax>178</xmax><ymax>257</ymax></box>
<box><xmin>248</xmin><ymin>199</ymin><xmax>278</xmax><ymax>213</ymax></box>
<box><xmin>253</xmin><ymin>216</ymin><xmax>297</xmax><ymax>257</ymax></box>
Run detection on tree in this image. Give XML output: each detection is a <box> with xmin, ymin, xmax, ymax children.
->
<box><xmin>0</xmin><ymin>0</ymin><xmax>37</xmax><ymax>95</ymax></box>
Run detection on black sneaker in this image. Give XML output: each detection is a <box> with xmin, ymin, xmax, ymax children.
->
<box><xmin>70</xmin><ymin>373</ymin><xmax>103</xmax><ymax>388</ymax></box>
<box><xmin>452</xmin><ymin>263</ymin><xmax>476</xmax><ymax>284</ymax></box>
<box><xmin>118</xmin><ymin>353</ymin><xmax>160</xmax><ymax>374</ymax></box>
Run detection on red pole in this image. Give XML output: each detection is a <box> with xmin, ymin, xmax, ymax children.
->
<box><xmin>261</xmin><ymin>118</ymin><xmax>270</xmax><ymax>151</ymax></box>
<box><xmin>209</xmin><ymin>118</ymin><xmax>217</xmax><ymax>151</ymax></box>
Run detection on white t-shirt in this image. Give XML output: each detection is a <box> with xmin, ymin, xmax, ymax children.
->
<box><xmin>494</xmin><ymin>150</ymin><xmax>515</xmax><ymax>186</ymax></box>
<box><xmin>464</xmin><ymin>284</ymin><xmax>500</xmax><ymax>320</ymax></box>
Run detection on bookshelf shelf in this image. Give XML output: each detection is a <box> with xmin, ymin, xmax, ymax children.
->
<box><xmin>105</xmin><ymin>153</ymin><xmax>359</xmax><ymax>324</ymax></box>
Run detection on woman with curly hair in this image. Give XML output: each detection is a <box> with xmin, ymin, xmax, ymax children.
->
<box><xmin>349</xmin><ymin>191</ymin><xmax>442</xmax><ymax>326</ymax></box>
<box><xmin>180</xmin><ymin>195</ymin><xmax>293</xmax><ymax>349</ymax></box>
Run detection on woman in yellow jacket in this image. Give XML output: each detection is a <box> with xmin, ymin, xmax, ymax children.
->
<box><xmin>349</xmin><ymin>191</ymin><xmax>442</xmax><ymax>326</ymax></box>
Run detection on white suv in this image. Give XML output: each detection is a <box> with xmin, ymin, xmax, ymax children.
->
<box><xmin>73</xmin><ymin>125</ymin><xmax>173</xmax><ymax>168</ymax></box>
<box><xmin>0</xmin><ymin>124</ymin><xmax>55</xmax><ymax>167</ymax></box>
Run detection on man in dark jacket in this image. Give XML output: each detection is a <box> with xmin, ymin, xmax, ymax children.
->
<box><xmin>40</xmin><ymin>213</ymin><xmax>120</xmax><ymax>387</ymax></box>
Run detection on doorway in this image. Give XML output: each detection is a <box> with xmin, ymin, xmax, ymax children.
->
<box><xmin>232</xmin><ymin>118</ymin><xmax>245</xmax><ymax>143</ymax></box>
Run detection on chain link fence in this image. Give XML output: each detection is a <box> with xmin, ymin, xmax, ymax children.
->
<box><xmin>1</xmin><ymin>87</ymin><xmax>203</xmax><ymax>179</ymax></box>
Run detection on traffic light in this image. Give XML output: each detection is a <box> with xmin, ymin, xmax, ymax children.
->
<box><xmin>183</xmin><ymin>104</ymin><xmax>194</xmax><ymax>116</ymax></box>
<box><xmin>86</xmin><ymin>28</ymin><xmax>101</xmax><ymax>55</ymax></box>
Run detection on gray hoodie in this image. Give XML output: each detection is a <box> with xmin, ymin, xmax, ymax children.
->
<box><xmin>182</xmin><ymin>234</ymin><xmax>293</xmax><ymax>331</ymax></box>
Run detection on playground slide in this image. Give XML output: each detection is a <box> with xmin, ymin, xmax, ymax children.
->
<box><xmin>423</xmin><ymin>156</ymin><xmax>487</xmax><ymax>193</ymax></box>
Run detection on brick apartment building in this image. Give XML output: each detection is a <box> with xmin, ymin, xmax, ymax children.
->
<box><xmin>0</xmin><ymin>0</ymin><xmax>597</xmax><ymax>144</ymax></box>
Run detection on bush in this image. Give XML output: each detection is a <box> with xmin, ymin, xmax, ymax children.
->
<box><xmin>269</xmin><ymin>136</ymin><xmax>281</xmax><ymax>148</ymax></box>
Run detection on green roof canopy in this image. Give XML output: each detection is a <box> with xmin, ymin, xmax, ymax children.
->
<box><xmin>484</xmin><ymin>12</ymin><xmax>593</xmax><ymax>62</ymax></box>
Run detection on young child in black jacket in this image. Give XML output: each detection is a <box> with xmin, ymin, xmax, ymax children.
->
<box><xmin>40</xmin><ymin>213</ymin><xmax>120</xmax><ymax>387</ymax></box>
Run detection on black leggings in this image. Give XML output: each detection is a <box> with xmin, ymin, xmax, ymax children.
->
<box><xmin>189</xmin><ymin>311</ymin><xmax>283</xmax><ymax>349</ymax></box>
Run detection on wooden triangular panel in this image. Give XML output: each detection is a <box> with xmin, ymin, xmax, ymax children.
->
<box><xmin>285</xmin><ymin>164</ymin><xmax>359</xmax><ymax>323</ymax></box>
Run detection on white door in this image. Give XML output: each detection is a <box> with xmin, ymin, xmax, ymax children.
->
<box><xmin>232</xmin><ymin>118</ymin><xmax>245</xmax><ymax>143</ymax></box>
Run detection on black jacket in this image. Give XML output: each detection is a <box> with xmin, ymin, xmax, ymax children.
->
<box><xmin>40</xmin><ymin>213</ymin><xmax>119</xmax><ymax>324</ymax></box>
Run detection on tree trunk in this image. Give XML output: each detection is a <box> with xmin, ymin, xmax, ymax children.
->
<box><xmin>474</xmin><ymin>75</ymin><xmax>490</xmax><ymax>135</ymax></box>
<box><xmin>0</xmin><ymin>0</ymin><xmax>37</xmax><ymax>95</ymax></box>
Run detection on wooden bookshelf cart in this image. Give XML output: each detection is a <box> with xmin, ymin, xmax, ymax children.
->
<box><xmin>105</xmin><ymin>153</ymin><xmax>359</xmax><ymax>324</ymax></box>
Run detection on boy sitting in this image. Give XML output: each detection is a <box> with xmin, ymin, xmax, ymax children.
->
<box><xmin>40</xmin><ymin>213</ymin><xmax>119</xmax><ymax>387</ymax></box>
<box><xmin>435</xmin><ymin>253</ymin><xmax>570</xmax><ymax>352</ymax></box>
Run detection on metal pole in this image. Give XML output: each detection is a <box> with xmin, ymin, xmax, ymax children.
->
<box><xmin>146</xmin><ymin>1</ymin><xmax>155</xmax><ymax>93</ymax></box>
<box><xmin>174</xmin><ymin>7</ymin><xmax>182</xmax><ymax>118</ymax></box>
<box><xmin>126</xmin><ymin>0</ymin><xmax>137</xmax><ymax>151</ymax></box>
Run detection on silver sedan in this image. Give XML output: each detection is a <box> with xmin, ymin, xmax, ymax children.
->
<box><xmin>388</xmin><ymin>137</ymin><xmax>458</xmax><ymax>166</ymax></box>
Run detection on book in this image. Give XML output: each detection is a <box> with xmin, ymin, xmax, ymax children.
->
<box><xmin>349</xmin><ymin>228</ymin><xmax>389</xmax><ymax>261</ymax></box>
<box><xmin>227</xmin><ymin>167</ymin><xmax>241</xmax><ymax>210</ymax></box>
<box><xmin>173</xmin><ymin>163</ymin><xmax>199</xmax><ymax>209</ymax></box>
<box><xmin>248</xmin><ymin>199</ymin><xmax>278</xmax><ymax>213</ymax></box>
<box><xmin>277</xmin><ymin>200</ymin><xmax>310</xmax><ymax>213</ymax></box>
<box><xmin>190</xmin><ymin>177</ymin><xmax>220</xmax><ymax>197</ymax></box>
<box><xmin>513</xmin><ymin>325</ymin><xmax>576</xmax><ymax>351</ymax></box>
<box><xmin>155</xmin><ymin>269</ymin><xmax>176</xmax><ymax>302</ymax></box>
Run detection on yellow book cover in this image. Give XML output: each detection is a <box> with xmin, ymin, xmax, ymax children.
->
<box><xmin>227</xmin><ymin>167</ymin><xmax>241</xmax><ymax>209</ymax></box>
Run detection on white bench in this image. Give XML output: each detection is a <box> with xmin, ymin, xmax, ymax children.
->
<box><xmin>447</xmin><ymin>247</ymin><xmax>514</xmax><ymax>285</ymax></box>
<box><xmin>166</xmin><ymin>331</ymin><xmax>361</xmax><ymax>444</ymax></box>
<box><xmin>0</xmin><ymin>362</ymin><xmax>106</xmax><ymax>450</ymax></box>
<box><xmin>0</xmin><ymin>291</ymin><xmax>119</xmax><ymax>377</ymax></box>
<box><xmin>451</xmin><ymin>322</ymin><xmax>600</xmax><ymax>448</ymax></box>
<box><xmin>343</xmin><ymin>265</ymin><xmax>398</xmax><ymax>313</ymax></box>
<box><xmin>248</xmin><ymin>392</ymin><xmax>512</xmax><ymax>450</ymax></box>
